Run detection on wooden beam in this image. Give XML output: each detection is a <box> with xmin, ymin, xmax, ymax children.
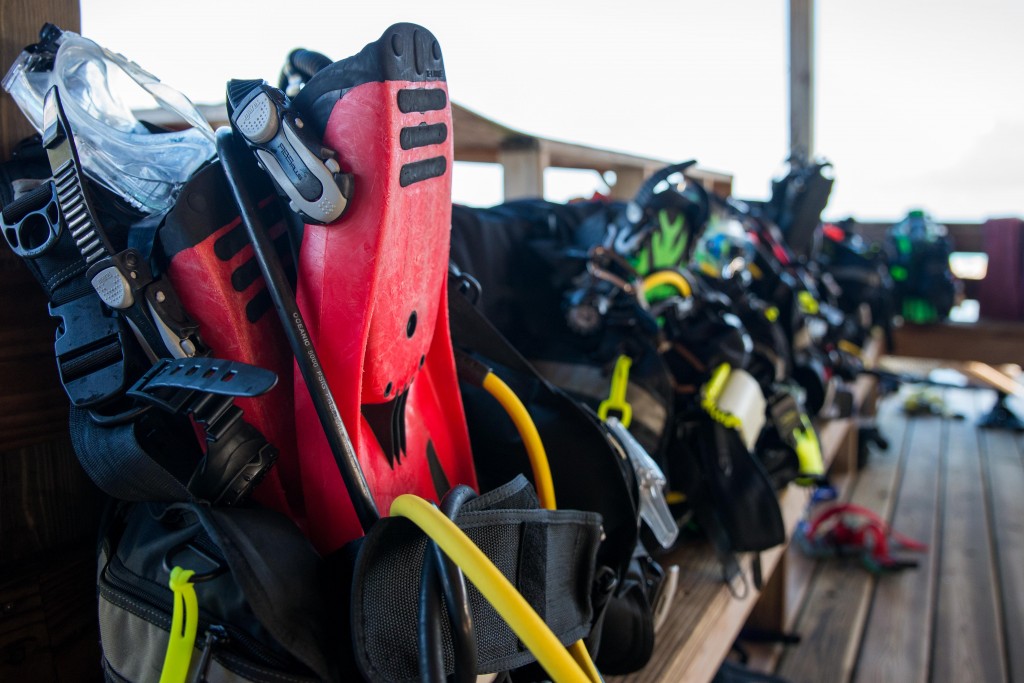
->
<box><xmin>854</xmin><ymin>412</ymin><xmax>943</xmax><ymax>683</ymax></box>
<box><xmin>932</xmin><ymin>392</ymin><xmax>1008</xmax><ymax>683</ymax></box>
<box><xmin>149</xmin><ymin>103</ymin><xmax>736</xmax><ymax>199</ymax></box>
<box><xmin>892</xmin><ymin>321</ymin><xmax>1024</xmax><ymax>365</ymax></box>
<box><xmin>789</xmin><ymin>0</ymin><xmax>814</xmax><ymax>158</ymax></box>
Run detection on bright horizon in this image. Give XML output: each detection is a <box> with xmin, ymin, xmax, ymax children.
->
<box><xmin>79</xmin><ymin>0</ymin><xmax>1024</xmax><ymax>223</ymax></box>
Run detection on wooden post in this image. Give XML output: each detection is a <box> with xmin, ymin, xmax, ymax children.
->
<box><xmin>789</xmin><ymin>0</ymin><xmax>814</xmax><ymax>158</ymax></box>
<box><xmin>608</xmin><ymin>165</ymin><xmax>644</xmax><ymax>200</ymax></box>
<box><xmin>1</xmin><ymin>2</ymin><xmax>80</xmax><ymax>158</ymax></box>
<box><xmin>0</xmin><ymin>3</ymin><xmax>105</xmax><ymax>681</ymax></box>
<box><xmin>499</xmin><ymin>137</ymin><xmax>548</xmax><ymax>200</ymax></box>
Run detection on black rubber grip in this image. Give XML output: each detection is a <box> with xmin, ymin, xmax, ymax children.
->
<box><xmin>400</xmin><ymin>123</ymin><xmax>448</xmax><ymax>150</ymax></box>
<box><xmin>397</xmin><ymin>88</ymin><xmax>447</xmax><ymax>113</ymax></box>
<box><xmin>399</xmin><ymin>157</ymin><xmax>446</xmax><ymax>187</ymax></box>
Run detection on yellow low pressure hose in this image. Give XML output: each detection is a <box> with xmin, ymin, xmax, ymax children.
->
<box><xmin>641</xmin><ymin>269</ymin><xmax>692</xmax><ymax>302</ymax></box>
<box><xmin>567</xmin><ymin>640</ymin><xmax>603</xmax><ymax>683</ymax></box>
<box><xmin>480</xmin><ymin>371</ymin><xmax>602</xmax><ymax>682</ymax></box>
<box><xmin>481</xmin><ymin>372</ymin><xmax>557</xmax><ymax>510</ymax></box>
<box><xmin>391</xmin><ymin>495</ymin><xmax>589</xmax><ymax>683</ymax></box>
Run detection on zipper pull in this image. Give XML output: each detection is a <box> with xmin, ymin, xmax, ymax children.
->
<box><xmin>160</xmin><ymin>567</ymin><xmax>198</xmax><ymax>683</ymax></box>
<box><xmin>190</xmin><ymin>625</ymin><xmax>228</xmax><ymax>683</ymax></box>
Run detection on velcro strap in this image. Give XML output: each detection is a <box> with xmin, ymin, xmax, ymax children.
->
<box><xmin>351</xmin><ymin>475</ymin><xmax>602</xmax><ymax>682</ymax></box>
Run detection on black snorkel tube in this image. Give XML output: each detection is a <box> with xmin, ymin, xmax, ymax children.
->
<box><xmin>215</xmin><ymin>127</ymin><xmax>380</xmax><ymax>531</ymax></box>
<box><xmin>279</xmin><ymin>48</ymin><xmax>332</xmax><ymax>96</ymax></box>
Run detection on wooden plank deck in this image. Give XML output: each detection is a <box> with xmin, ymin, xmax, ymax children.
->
<box><xmin>770</xmin><ymin>387</ymin><xmax>1022</xmax><ymax>683</ymax></box>
<box><xmin>978</xmin><ymin>405</ymin><xmax>1024</xmax><ymax>683</ymax></box>
<box><xmin>613</xmin><ymin>410</ymin><xmax>861</xmax><ymax>683</ymax></box>
<box><xmin>775</xmin><ymin>395</ymin><xmax>912</xmax><ymax>683</ymax></box>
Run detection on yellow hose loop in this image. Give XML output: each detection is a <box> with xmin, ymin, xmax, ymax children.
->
<box><xmin>641</xmin><ymin>270</ymin><xmax>693</xmax><ymax>302</ymax></box>
<box><xmin>390</xmin><ymin>495</ymin><xmax>590</xmax><ymax>683</ymax></box>
<box><xmin>480</xmin><ymin>373</ymin><xmax>602</xmax><ymax>682</ymax></box>
<box><xmin>568</xmin><ymin>640</ymin><xmax>603</xmax><ymax>683</ymax></box>
<box><xmin>481</xmin><ymin>372</ymin><xmax>557</xmax><ymax>510</ymax></box>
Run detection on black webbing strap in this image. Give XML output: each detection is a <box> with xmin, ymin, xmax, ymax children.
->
<box><xmin>69</xmin><ymin>406</ymin><xmax>192</xmax><ymax>502</ymax></box>
<box><xmin>446</xmin><ymin>267</ymin><xmax>640</xmax><ymax>577</ymax></box>
<box><xmin>350</xmin><ymin>475</ymin><xmax>602</xmax><ymax>682</ymax></box>
<box><xmin>447</xmin><ymin>269</ymin><xmax>549</xmax><ymax>382</ymax></box>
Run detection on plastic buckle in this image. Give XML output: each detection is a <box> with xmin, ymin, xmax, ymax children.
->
<box><xmin>0</xmin><ymin>181</ymin><xmax>62</xmax><ymax>258</ymax></box>
<box><xmin>50</xmin><ymin>293</ymin><xmax>132</xmax><ymax>407</ymax></box>
<box><xmin>128</xmin><ymin>357</ymin><xmax>278</xmax><ymax>413</ymax></box>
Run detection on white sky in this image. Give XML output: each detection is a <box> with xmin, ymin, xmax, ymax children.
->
<box><xmin>81</xmin><ymin>0</ymin><xmax>1023</xmax><ymax>221</ymax></box>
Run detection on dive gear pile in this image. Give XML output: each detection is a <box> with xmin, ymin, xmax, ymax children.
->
<box><xmin>0</xmin><ymin>19</ymin><xmax>934</xmax><ymax>683</ymax></box>
<box><xmin>885</xmin><ymin>209</ymin><xmax>957</xmax><ymax>324</ymax></box>
<box><xmin>796</xmin><ymin>502</ymin><xmax>927</xmax><ymax>572</ymax></box>
<box><xmin>2</xmin><ymin>23</ymin><xmax>615</xmax><ymax>683</ymax></box>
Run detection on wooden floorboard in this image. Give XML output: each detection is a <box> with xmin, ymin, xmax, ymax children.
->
<box><xmin>931</xmin><ymin>390</ymin><xmax>1008</xmax><ymax>683</ymax></box>
<box><xmin>852</xmin><ymin>411</ymin><xmax>944</xmax><ymax>683</ymax></box>
<box><xmin>977</xmin><ymin>407</ymin><xmax>1024</xmax><ymax>683</ymax></box>
<box><xmin>776</xmin><ymin>397</ymin><xmax>910</xmax><ymax>683</ymax></box>
<box><xmin>736</xmin><ymin>380</ymin><xmax>1023</xmax><ymax>683</ymax></box>
<box><xmin>614</xmin><ymin>417</ymin><xmax>860</xmax><ymax>683</ymax></box>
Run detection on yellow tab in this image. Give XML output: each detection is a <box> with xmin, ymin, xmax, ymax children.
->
<box><xmin>160</xmin><ymin>567</ymin><xmax>199</xmax><ymax>683</ymax></box>
<box><xmin>641</xmin><ymin>269</ymin><xmax>693</xmax><ymax>303</ymax></box>
<box><xmin>764</xmin><ymin>306</ymin><xmax>780</xmax><ymax>323</ymax></box>
<box><xmin>698</xmin><ymin>261</ymin><xmax>719</xmax><ymax>278</ymax></box>
<box><xmin>598</xmin><ymin>355</ymin><xmax>633</xmax><ymax>428</ymax></box>
<box><xmin>701</xmin><ymin>363</ymin><xmax>741</xmax><ymax>430</ymax></box>
<box><xmin>665</xmin><ymin>491</ymin><xmax>687</xmax><ymax>505</ymax></box>
<box><xmin>838</xmin><ymin>339</ymin><xmax>863</xmax><ymax>358</ymax></box>
<box><xmin>793</xmin><ymin>423</ymin><xmax>825</xmax><ymax>478</ymax></box>
<box><xmin>748</xmin><ymin>262</ymin><xmax>764</xmax><ymax>280</ymax></box>
<box><xmin>797</xmin><ymin>290</ymin><xmax>819</xmax><ymax>315</ymax></box>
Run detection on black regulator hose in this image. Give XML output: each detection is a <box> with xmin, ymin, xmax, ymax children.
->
<box><xmin>215</xmin><ymin>127</ymin><xmax>380</xmax><ymax>532</ymax></box>
<box><xmin>418</xmin><ymin>485</ymin><xmax>479</xmax><ymax>683</ymax></box>
<box><xmin>279</xmin><ymin>48</ymin><xmax>333</xmax><ymax>92</ymax></box>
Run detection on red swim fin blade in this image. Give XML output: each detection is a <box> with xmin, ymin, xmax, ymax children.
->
<box><xmin>292</xmin><ymin>23</ymin><xmax>476</xmax><ymax>553</ymax></box>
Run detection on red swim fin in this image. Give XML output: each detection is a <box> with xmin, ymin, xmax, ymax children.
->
<box><xmin>292</xmin><ymin>24</ymin><xmax>476</xmax><ymax>553</ymax></box>
<box><xmin>160</xmin><ymin>161</ymin><xmax>303</xmax><ymax>524</ymax></box>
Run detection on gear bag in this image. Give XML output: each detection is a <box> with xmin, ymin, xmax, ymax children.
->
<box><xmin>97</xmin><ymin>501</ymin><xmax>334</xmax><ymax>682</ymax></box>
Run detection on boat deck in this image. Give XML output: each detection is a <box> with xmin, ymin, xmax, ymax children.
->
<box><xmin>773</xmin><ymin>386</ymin><xmax>1022</xmax><ymax>683</ymax></box>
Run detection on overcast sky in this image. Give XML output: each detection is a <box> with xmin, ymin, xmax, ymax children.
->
<box><xmin>81</xmin><ymin>0</ymin><xmax>1023</xmax><ymax>221</ymax></box>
